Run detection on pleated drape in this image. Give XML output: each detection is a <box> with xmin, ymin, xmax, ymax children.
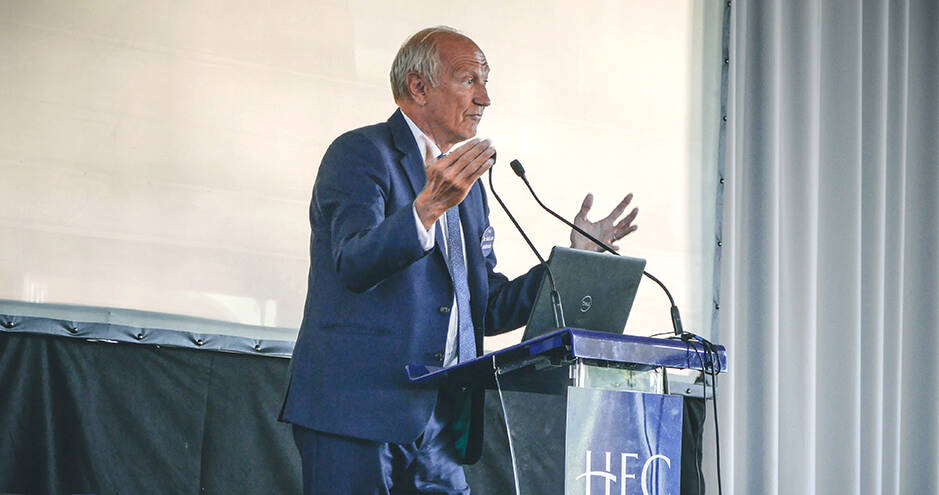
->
<box><xmin>714</xmin><ymin>0</ymin><xmax>937</xmax><ymax>493</ymax></box>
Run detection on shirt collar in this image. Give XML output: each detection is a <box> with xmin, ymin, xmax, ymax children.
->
<box><xmin>399</xmin><ymin>109</ymin><xmax>442</xmax><ymax>165</ymax></box>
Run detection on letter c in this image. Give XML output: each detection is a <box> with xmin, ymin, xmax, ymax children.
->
<box><xmin>641</xmin><ymin>454</ymin><xmax>671</xmax><ymax>495</ymax></box>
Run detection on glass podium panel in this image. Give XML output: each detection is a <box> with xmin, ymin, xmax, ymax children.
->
<box><xmin>572</xmin><ymin>359</ymin><xmax>665</xmax><ymax>394</ymax></box>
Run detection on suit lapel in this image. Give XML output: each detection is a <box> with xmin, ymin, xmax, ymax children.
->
<box><xmin>388</xmin><ymin>109</ymin><xmax>427</xmax><ymax>198</ymax></box>
<box><xmin>388</xmin><ymin>109</ymin><xmax>451</xmax><ymax>267</ymax></box>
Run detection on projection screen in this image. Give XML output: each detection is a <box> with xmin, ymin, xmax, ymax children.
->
<box><xmin>0</xmin><ymin>0</ymin><xmax>724</xmax><ymax>347</ymax></box>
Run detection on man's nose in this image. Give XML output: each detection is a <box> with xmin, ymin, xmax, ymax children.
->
<box><xmin>474</xmin><ymin>84</ymin><xmax>491</xmax><ymax>107</ymax></box>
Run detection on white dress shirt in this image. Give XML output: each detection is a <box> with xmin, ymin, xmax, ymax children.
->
<box><xmin>401</xmin><ymin>110</ymin><xmax>470</xmax><ymax>368</ymax></box>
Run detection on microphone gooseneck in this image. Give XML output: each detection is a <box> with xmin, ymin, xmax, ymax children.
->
<box><xmin>487</xmin><ymin>163</ymin><xmax>565</xmax><ymax>329</ymax></box>
<box><xmin>508</xmin><ymin>159</ymin><xmax>684</xmax><ymax>336</ymax></box>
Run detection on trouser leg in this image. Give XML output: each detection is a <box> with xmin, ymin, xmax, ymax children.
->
<box><xmin>292</xmin><ymin>424</ymin><xmax>394</xmax><ymax>495</ymax></box>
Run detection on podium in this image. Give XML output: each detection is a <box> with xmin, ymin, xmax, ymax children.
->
<box><xmin>407</xmin><ymin>328</ymin><xmax>727</xmax><ymax>495</ymax></box>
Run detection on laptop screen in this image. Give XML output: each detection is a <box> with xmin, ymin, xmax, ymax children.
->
<box><xmin>522</xmin><ymin>246</ymin><xmax>646</xmax><ymax>341</ymax></box>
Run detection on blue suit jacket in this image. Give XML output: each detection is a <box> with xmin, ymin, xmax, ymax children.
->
<box><xmin>280</xmin><ymin>109</ymin><xmax>543</xmax><ymax>462</ymax></box>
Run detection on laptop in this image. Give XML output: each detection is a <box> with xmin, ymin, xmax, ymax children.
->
<box><xmin>521</xmin><ymin>246</ymin><xmax>646</xmax><ymax>341</ymax></box>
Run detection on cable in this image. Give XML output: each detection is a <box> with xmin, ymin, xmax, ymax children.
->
<box><xmin>675</xmin><ymin>339</ymin><xmax>705</xmax><ymax>494</ymax></box>
<box><xmin>687</xmin><ymin>334</ymin><xmax>723</xmax><ymax>495</ymax></box>
<box><xmin>685</xmin><ymin>341</ymin><xmax>709</xmax><ymax>495</ymax></box>
<box><xmin>494</xmin><ymin>356</ymin><xmax>521</xmax><ymax>495</ymax></box>
<box><xmin>702</xmin><ymin>338</ymin><xmax>723</xmax><ymax>495</ymax></box>
<box><xmin>650</xmin><ymin>331</ymin><xmax>677</xmax><ymax>338</ymax></box>
<box><xmin>668</xmin><ymin>332</ymin><xmax>723</xmax><ymax>495</ymax></box>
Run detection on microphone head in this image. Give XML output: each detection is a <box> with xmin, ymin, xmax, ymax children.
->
<box><xmin>509</xmin><ymin>159</ymin><xmax>526</xmax><ymax>177</ymax></box>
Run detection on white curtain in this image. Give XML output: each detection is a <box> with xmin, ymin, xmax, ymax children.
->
<box><xmin>715</xmin><ymin>0</ymin><xmax>937</xmax><ymax>493</ymax></box>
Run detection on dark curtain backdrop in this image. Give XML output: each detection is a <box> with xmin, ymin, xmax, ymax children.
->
<box><xmin>0</xmin><ymin>333</ymin><xmax>301</xmax><ymax>495</ymax></box>
<box><xmin>0</xmin><ymin>331</ymin><xmax>705</xmax><ymax>494</ymax></box>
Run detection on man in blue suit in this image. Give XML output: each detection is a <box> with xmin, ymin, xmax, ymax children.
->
<box><xmin>280</xmin><ymin>26</ymin><xmax>639</xmax><ymax>494</ymax></box>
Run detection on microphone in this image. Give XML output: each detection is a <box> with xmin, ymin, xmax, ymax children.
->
<box><xmin>487</xmin><ymin>162</ymin><xmax>565</xmax><ymax>329</ymax></box>
<box><xmin>508</xmin><ymin>159</ymin><xmax>685</xmax><ymax>336</ymax></box>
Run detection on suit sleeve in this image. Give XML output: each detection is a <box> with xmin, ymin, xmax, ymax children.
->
<box><xmin>313</xmin><ymin>131</ymin><xmax>431</xmax><ymax>293</ymax></box>
<box><xmin>478</xmin><ymin>184</ymin><xmax>547</xmax><ymax>335</ymax></box>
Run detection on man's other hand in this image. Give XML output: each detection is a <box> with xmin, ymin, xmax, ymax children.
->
<box><xmin>414</xmin><ymin>139</ymin><xmax>495</xmax><ymax>229</ymax></box>
<box><xmin>570</xmin><ymin>193</ymin><xmax>639</xmax><ymax>252</ymax></box>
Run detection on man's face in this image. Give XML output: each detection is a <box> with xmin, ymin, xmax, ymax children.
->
<box><xmin>421</xmin><ymin>35</ymin><xmax>491</xmax><ymax>150</ymax></box>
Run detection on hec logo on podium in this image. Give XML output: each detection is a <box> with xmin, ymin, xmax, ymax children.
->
<box><xmin>564</xmin><ymin>388</ymin><xmax>682</xmax><ymax>495</ymax></box>
<box><xmin>575</xmin><ymin>450</ymin><xmax>672</xmax><ymax>495</ymax></box>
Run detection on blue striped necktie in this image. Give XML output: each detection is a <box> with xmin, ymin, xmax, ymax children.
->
<box><xmin>445</xmin><ymin>206</ymin><xmax>476</xmax><ymax>363</ymax></box>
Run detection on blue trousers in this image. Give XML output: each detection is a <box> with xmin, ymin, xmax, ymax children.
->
<box><xmin>292</xmin><ymin>394</ymin><xmax>470</xmax><ymax>495</ymax></box>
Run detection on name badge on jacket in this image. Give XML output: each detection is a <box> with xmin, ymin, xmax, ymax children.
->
<box><xmin>480</xmin><ymin>226</ymin><xmax>495</xmax><ymax>257</ymax></box>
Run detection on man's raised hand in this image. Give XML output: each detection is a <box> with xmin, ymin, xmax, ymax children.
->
<box><xmin>570</xmin><ymin>193</ymin><xmax>639</xmax><ymax>252</ymax></box>
<box><xmin>414</xmin><ymin>139</ymin><xmax>496</xmax><ymax>229</ymax></box>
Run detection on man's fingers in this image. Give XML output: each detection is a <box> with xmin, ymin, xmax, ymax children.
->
<box><xmin>444</xmin><ymin>141</ymin><xmax>494</xmax><ymax>186</ymax></box>
<box><xmin>617</xmin><ymin>224</ymin><xmax>638</xmax><ymax>238</ymax></box>
<box><xmin>423</xmin><ymin>139</ymin><xmax>494</xmax><ymax>209</ymax></box>
<box><xmin>447</xmin><ymin>139</ymin><xmax>492</xmax><ymax>174</ymax></box>
<box><xmin>603</xmin><ymin>194</ymin><xmax>633</xmax><ymax>222</ymax></box>
<box><xmin>575</xmin><ymin>193</ymin><xmax>594</xmax><ymax>221</ymax></box>
<box><xmin>617</xmin><ymin>207</ymin><xmax>639</xmax><ymax>228</ymax></box>
<box><xmin>466</xmin><ymin>156</ymin><xmax>495</xmax><ymax>184</ymax></box>
<box><xmin>426</xmin><ymin>138</ymin><xmax>481</xmax><ymax>170</ymax></box>
<box><xmin>463</xmin><ymin>146</ymin><xmax>496</xmax><ymax>179</ymax></box>
<box><xmin>451</xmin><ymin>137</ymin><xmax>482</xmax><ymax>156</ymax></box>
<box><xmin>613</xmin><ymin>209</ymin><xmax>639</xmax><ymax>238</ymax></box>
<box><xmin>426</xmin><ymin>139</ymin><xmax>492</xmax><ymax>181</ymax></box>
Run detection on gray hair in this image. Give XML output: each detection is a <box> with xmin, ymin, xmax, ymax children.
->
<box><xmin>390</xmin><ymin>26</ymin><xmax>465</xmax><ymax>101</ymax></box>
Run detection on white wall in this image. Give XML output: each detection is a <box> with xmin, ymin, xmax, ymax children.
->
<box><xmin>0</xmin><ymin>0</ymin><xmax>723</xmax><ymax>346</ymax></box>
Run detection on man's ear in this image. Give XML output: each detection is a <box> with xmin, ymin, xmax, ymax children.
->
<box><xmin>406</xmin><ymin>72</ymin><xmax>427</xmax><ymax>105</ymax></box>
